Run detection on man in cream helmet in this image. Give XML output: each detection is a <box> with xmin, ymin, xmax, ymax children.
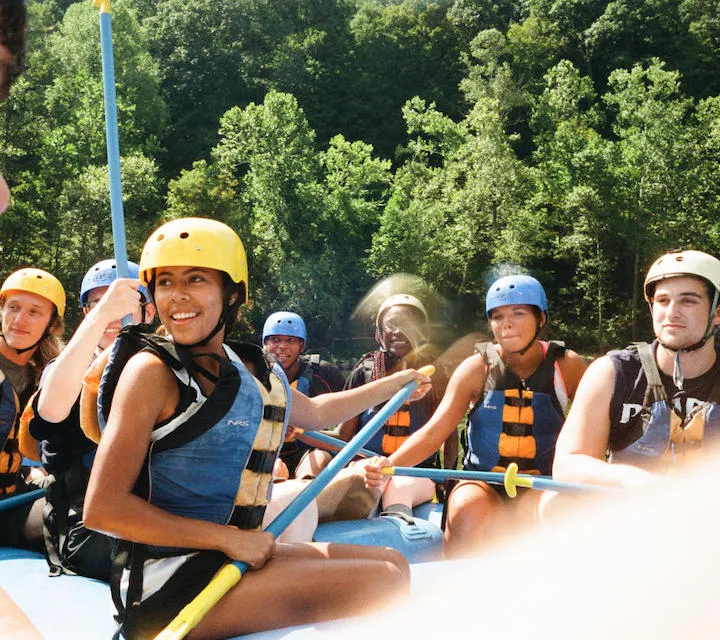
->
<box><xmin>553</xmin><ymin>249</ymin><xmax>720</xmax><ymax>490</ymax></box>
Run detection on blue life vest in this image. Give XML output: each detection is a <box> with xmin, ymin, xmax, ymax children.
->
<box><xmin>465</xmin><ymin>341</ymin><xmax>568</xmax><ymax>476</ymax></box>
<box><xmin>143</xmin><ymin>347</ymin><xmax>290</xmax><ymax>556</ymax></box>
<box><xmin>79</xmin><ymin>327</ymin><xmax>290</xmax><ymax>552</ymax></box>
<box><xmin>610</xmin><ymin>342</ymin><xmax>720</xmax><ymax>471</ymax></box>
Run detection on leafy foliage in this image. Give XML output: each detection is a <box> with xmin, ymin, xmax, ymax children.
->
<box><xmin>2</xmin><ymin>0</ymin><xmax>720</xmax><ymax>352</ymax></box>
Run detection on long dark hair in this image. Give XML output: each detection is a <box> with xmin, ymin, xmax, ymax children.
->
<box><xmin>0</xmin><ymin>2</ymin><xmax>27</xmax><ymax>98</ymax></box>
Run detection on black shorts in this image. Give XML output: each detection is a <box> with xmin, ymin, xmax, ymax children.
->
<box><xmin>0</xmin><ymin>491</ymin><xmax>38</xmax><ymax>548</ymax></box>
<box><xmin>115</xmin><ymin>550</ymin><xmax>227</xmax><ymax>640</ymax></box>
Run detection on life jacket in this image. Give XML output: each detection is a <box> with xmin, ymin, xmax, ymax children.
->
<box><xmin>290</xmin><ymin>354</ymin><xmax>319</xmax><ymax>396</ymax></box>
<box><xmin>610</xmin><ymin>342</ymin><xmax>720</xmax><ymax>471</ymax></box>
<box><xmin>0</xmin><ymin>371</ymin><xmax>22</xmax><ymax>497</ymax></box>
<box><xmin>464</xmin><ymin>341</ymin><xmax>568</xmax><ymax>476</ymax></box>
<box><xmin>79</xmin><ymin>326</ymin><xmax>290</xmax><ymax>548</ymax></box>
<box><xmin>284</xmin><ymin>354</ymin><xmax>319</xmax><ymax>444</ymax></box>
<box><xmin>356</xmin><ymin>355</ymin><xmax>430</xmax><ymax>456</ymax></box>
<box><xmin>19</xmin><ymin>379</ymin><xmax>108</xmax><ymax>579</ymax></box>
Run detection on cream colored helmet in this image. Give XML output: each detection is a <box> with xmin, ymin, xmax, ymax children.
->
<box><xmin>644</xmin><ymin>250</ymin><xmax>720</xmax><ymax>387</ymax></box>
<box><xmin>644</xmin><ymin>250</ymin><xmax>720</xmax><ymax>301</ymax></box>
<box><xmin>376</xmin><ymin>294</ymin><xmax>428</xmax><ymax>327</ymax></box>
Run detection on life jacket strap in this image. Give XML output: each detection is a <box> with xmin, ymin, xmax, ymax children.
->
<box><xmin>263</xmin><ymin>405</ymin><xmax>286</xmax><ymax>423</ymax></box>
<box><xmin>246</xmin><ymin>449</ymin><xmax>276</xmax><ymax>475</ymax></box>
<box><xmin>229</xmin><ymin>505</ymin><xmax>266</xmax><ymax>530</ymax></box>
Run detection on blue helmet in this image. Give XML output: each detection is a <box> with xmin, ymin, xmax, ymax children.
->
<box><xmin>79</xmin><ymin>259</ymin><xmax>149</xmax><ymax>307</ymax></box>
<box><xmin>262</xmin><ymin>311</ymin><xmax>307</xmax><ymax>344</ymax></box>
<box><xmin>486</xmin><ymin>275</ymin><xmax>548</xmax><ymax>319</ymax></box>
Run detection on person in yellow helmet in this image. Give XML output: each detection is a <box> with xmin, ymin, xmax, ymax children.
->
<box><xmin>552</xmin><ymin>249</ymin><xmax>720</xmax><ymax>495</ymax></box>
<box><xmin>83</xmin><ymin>217</ymin><xmax>431</xmax><ymax>639</ymax></box>
<box><xmin>0</xmin><ymin>267</ymin><xmax>65</xmax><ymax>549</ymax></box>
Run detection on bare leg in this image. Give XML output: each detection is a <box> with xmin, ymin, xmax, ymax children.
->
<box><xmin>188</xmin><ymin>543</ymin><xmax>410</xmax><ymax>639</ymax></box>
<box><xmin>274</xmin><ymin>540</ymin><xmax>410</xmax><ymax>581</ymax></box>
<box><xmin>294</xmin><ymin>449</ymin><xmax>333</xmax><ymax>479</ymax></box>
<box><xmin>443</xmin><ymin>481</ymin><xmax>504</xmax><ymax>559</ymax></box>
<box><xmin>380</xmin><ymin>476</ymin><xmax>435</xmax><ymax>511</ymax></box>
<box><xmin>22</xmin><ymin>498</ymin><xmax>45</xmax><ymax>544</ymax></box>
<box><xmin>315</xmin><ymin>467</ymin><xmax>379</xmax><ymax>521</ymax></box>
<box><xmin>263</xmin><ymin>480</ymin><xmax>317</xmax><ymax>543</ymax></box>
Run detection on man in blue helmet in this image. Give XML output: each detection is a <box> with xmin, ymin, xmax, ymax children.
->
<box><xmin>0</xmin><ymin>0</ymin><xmax>28</xmax><ymax>212</ymax></box>
<box><xmin>262</xmin><ymin>311</ymin><xmax>344</xmax><ymax>478</ymax></box>
<box><xmin>365</xmin><ymin>276</ymin><xmax>587</xmax><ymax>557</ymax></box>
<box><xmin>18</xmin><ymin>259</ymin><xmax>154</xmax><ymax>579</ymax></box>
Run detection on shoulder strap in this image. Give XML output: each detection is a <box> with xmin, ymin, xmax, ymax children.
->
<box><xmin>226</xmin><ymin>341</ymin><xmax>275</xmax><ymax>390</ymax></box>
<box><xmin>152</xmin><ymin>357</ymin><xmax>241</xmax><ymax>453</ymax></box>
<box><xmin>362</xmin><ymin>354</ymin><xmax>376</xmax><ymax>384</ymax></box>
<box><xmin>80</xmin><ymin>326</ymin><xmax>195</xmax><ymax>443</ymax></box>
<box><xmin>546</xmin><ymin>340</ymin><xmax>566</xmax><ymax>356</ymax></box>
<box><xmin>632</xmin><ymin>341</ymin><xmax>665</xmax><ymax>391</ymax></box>
<box><xmin>473</xmin><ymin>341</ymin><xmax>503</xmax><ymax>370</ymax></box>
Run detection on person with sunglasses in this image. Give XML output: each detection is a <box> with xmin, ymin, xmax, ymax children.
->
<box><xmin>551</xmin><ymin>250</ymin><xmax>720</xmax><ymax>493</ymax></box>
<box><xmin>19</xmin><ymin>260</ymin><xmax>154</xmax><ymax>579</ymax></box>
<box><xmin>311</xmin><ymin>294</ymin><xmax>450</xmax><ymax>522</ymax></box>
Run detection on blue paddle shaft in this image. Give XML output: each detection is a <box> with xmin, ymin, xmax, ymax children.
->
<box><xmin>231</xmin><ymin>380</ymin><xmax>421</xmax><ymax>573</ymax></box>
<box><xmin>296</xmin><ymin>429</ymin><xmax>375</xmax><ymax>459</ymax></box>
<box><xmin>99</xmin><ymin>10</ymin><xmax>132</xmax><ymax>325</ymax></box>
<box><xmin>388</xmin><ymin>467</ymin><xmax>609</xmax><ymax>494</ymax></box>
<box><xmin>0</xmin><ymin>488</ymin><xmax>45</xmax><ymax>512</ymax></box>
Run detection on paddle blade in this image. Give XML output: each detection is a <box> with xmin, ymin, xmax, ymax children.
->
<box><xmin>155</xmin><ymin>564</ymin><xmax>242</xmax><ymax>640</ymax></box>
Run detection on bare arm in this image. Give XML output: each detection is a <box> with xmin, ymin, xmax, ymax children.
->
<box><xmin>36</xmin><ymin>279</ymin><xmax>143</xmax><ymax>423</ymax></box>
<box><xmin>362</xmin><ymin>355</ymin><xmax>485</xmax><ymax>492</ymax></box>
<box><xmin>391</xmin><ymin>355</ymin><xmax>484</xmax><ymax>467</ymax></box>
<box><xmin>557</xmin><ymin>349</ymin><xmax>589</xmax><ymax>400</ymax></box>
<box><xmin>84</xmin><ymin>352</ymin><xmax>274</xmax><ymax>567</ymax></box>
<box><xmin>288</xmin><ymin>368</ymin><xmax>431</xmax><ymax>430</ymax></box>
<box><xmin>553</xmin><ymin>356</ymin><xmax>654</xmax><ymax>488</ymax></box>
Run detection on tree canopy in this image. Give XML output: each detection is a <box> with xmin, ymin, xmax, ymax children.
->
<box><xmin>2</xmin><ymin>0</ymin><xmax>719</xmax><ymax>352</ymax></box>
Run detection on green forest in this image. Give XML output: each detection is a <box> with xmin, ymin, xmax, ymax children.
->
<box><xmin>1</xmin><ymin>0</ymin><xmax>719</xmax><ymax>355</ymax></box>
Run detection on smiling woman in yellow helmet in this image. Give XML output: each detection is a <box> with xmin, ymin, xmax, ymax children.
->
<box><xmin>83</xmin><ymin>217</ymin><xmax>432</xmax><ymax>639</ymax></box>
<box><xmin>0</xmin><ymin>267</ymin><xmax>65</xmax><ymax>549</ymax></box>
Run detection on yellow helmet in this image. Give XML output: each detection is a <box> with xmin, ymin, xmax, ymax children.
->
<box><xmin>376</xmin><ymin>294</ymin><xmax>427</xmax><ymax>327</ymax></box>
<box><xmin>0</xmin><ymin>268</ymin><xmax>66</xmax><ymax>318</ymax></box>
<box><xmin>140</xmin><ymin>217</ymin><xmax>248</xmax><ymax>303</ymax></box>
<box><xmin>644</xmin><ymin>250</ymin><xmax>720</xmax><ymax>301</ymax></box>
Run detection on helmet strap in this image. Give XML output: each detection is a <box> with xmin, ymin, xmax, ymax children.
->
<box><xmin>511</xmin><ymin>324</ymin><xmax>541</xmax><ymax>356</ymax></box>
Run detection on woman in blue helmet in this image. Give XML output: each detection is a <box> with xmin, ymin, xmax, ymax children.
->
<box><xmin>19</xmin><ymin>259</ymin><xmax>154</xmax><ymax>579</ymax></box>
<box><xmin>366</xmin><ymin>275</ymin><xmax>587</xmax><ymax>558</ymax></box>
<box><xmin>262</xmin><ymin>311</ymin><xmax>345</xmax><ymax>479</ymax></box>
